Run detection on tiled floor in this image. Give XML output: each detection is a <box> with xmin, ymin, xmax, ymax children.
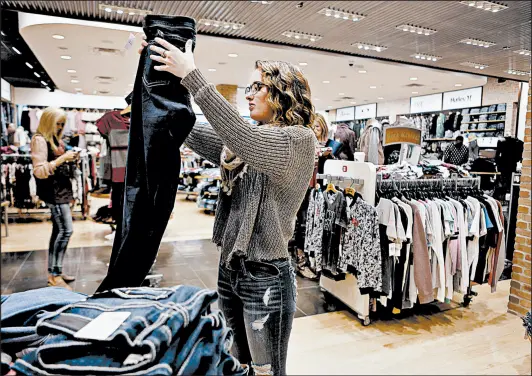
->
<box><xmin>1</xmin><ymin>239</ymin><xmax>331</xmax><ymax>318</ymax></box>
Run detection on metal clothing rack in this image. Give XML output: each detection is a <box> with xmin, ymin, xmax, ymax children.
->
<box><xmin>316</xmin><ymin>174</ymin><xmax>364</xmax><ymax>187</ymax></box>
<box><xmin>376</xmin><ymin>174</ymin><xmax>482</xmax><ymax>308</ymax></box>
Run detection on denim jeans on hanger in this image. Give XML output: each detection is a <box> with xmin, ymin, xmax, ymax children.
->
<box><xmin>98</xmin><ymin>15</ymin><xmax>197</xmax><ymax>292</ymax></box>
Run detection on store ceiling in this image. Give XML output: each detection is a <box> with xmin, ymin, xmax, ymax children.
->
<box><xmin>1</xmin><ymin>0</ymin><xmax>530</xmax><ymax>81</ymax></box>
<box><xmin>16</xmin><ymin>13</ymin><xmax>487</xmax><ymax>111</ymax></box>
<box><xmin>1</xmin><ymin>10</ymin><xmax>55</xmax><ymax>89</ymax></box>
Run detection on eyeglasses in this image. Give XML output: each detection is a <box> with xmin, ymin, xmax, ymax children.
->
<box><xmin>245</xmin><ymin>81</ymin><xmax>267</xmax><ymax>96</ymax></box>
<box><xmin>56</xmin><ymin>122</ymin><xmax>65</xmax><ymax>126</ymax></box>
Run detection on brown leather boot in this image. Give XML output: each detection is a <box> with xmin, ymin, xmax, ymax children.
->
<box><xmin>47</xmin><ymin>275</ymin><xmax>72</xmax><ymax>290</ymax></box>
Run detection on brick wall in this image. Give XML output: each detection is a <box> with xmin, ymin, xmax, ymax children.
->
<box><xmin>216</xmin><ymin>84</ymin><xmax>237</xmax><ymax>107</ymax></box>
<box><xmin>508</xmin><ymin>80</ymin><xmax>532</xmax><ymax>317</ymax></box>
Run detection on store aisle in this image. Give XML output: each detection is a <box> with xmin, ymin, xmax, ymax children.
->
<box><xmin>287</xmin><ymin>280</ymin><xmax>530</xmax><ymax>375</ymax></box>
<box><xmin>1</xmin><ymin>197</ymin><xmax>214</xmax><ymax>253</ymax></box>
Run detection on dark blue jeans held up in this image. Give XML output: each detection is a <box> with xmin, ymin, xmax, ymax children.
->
<box><xmin>98</xmin><ymin>15</ymin><xmax>197</xmax><ymax>292</ymax></box>
<box><xmin>218</xmin><ymin>257</ymin><xmax>298</xmax><ymax>375</ymax></box>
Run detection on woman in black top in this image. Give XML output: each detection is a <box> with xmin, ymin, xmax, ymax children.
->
<box><xmin>31</xmin><ymin>107</ymin><xmax>79</xmax><ymax>290</ymax></box>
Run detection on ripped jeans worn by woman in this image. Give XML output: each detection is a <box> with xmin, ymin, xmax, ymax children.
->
<box><xmin>217</xmin><ymin>257</ymin><xmax>298</xmax><ymax>376</ymax></box>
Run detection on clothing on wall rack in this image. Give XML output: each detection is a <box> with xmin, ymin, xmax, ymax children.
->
<box><xmin>1</xmin><ymin>152</ymin><xmax>93</xmax><ymax>219</ymax></box>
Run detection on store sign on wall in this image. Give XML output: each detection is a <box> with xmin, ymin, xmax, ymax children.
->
<box><xmin>335</xmin><ymin>106</ymin><xmax>355</xmax><ymax>121</ymax></box>
<box><xmin>383</xmin><ymin>126</ymin><xmax>422</xmax><ymax>146</ymax></box>
<box><xmin>355</xmin><ymin>103</ymin><xmax>377</xmax><ymax>120</ymax></box>
<box><xmin>410</xmin><ymin>93</ymin><xmax>442</xmax><ymax>113</ymax></box>
<box><xmin>1</xmin><ymin>78</ymin><xmax>11</xmax><ymax>101</ymax></box>
<box><xmin>442</xmin><ymin>87</ymin><xmax>482</xmax><ymax>110</ymax></box>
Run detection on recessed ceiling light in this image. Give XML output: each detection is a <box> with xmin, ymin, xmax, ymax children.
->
<box><xmin>228</xmin><ymin>53</ymin><xmax>238</xmax><ymax>58</ymax></box>
<box><xmin>339</xmin><ymin>92</ymin><xmax>345</xmax><ymax>96</ymax></box>
<box><xmin>71</xmin><ymin>79</ymin><xmax>80</xmax><ymax>83</ymax></box>
<box><xmin>12</xmin><ymin>47</ymin><xmax>21</xmax><ymax>54</ymax></box>
<box><xmin>116</xmin><ymin>9</ymin><xmax>124</xmax><ymax>14</ymax></box>
<box><xmin>129</xmin><ymin>12</ymin><xmax>136</xmax><ymax>15</ymax></box>
<box><xmin>52</xmin><ymin>34</ymin><xmax>65</xmax><ymax>40</ymax></box>
<box><xmin>410</xmin><ymin>77</ymin><xmax>418</xmax><ymax>81</ymax></box>
<box><xmin>299</xmin><ymin>62</ymin><xmax>308</xmax><ymax>66</ymax></box>
<box><xmin>46</xmin><ymin>86</ymin><xmax>51</xmax><ymax>91</ymax></box>
<box><xmin>328</xmin><ymin>106</ymin><xmax>333</xmax><ymax>109</ymax></box>
<box><xmin>208</xmin><ymin>68</ymin><xmax>217</xmax><ymax>72</ymax></box>
<box><xmin>358</xmin><ymin>70</ymin><xmax>367</xmax><ymax>74</ymax></box>
<box><xmin>412</xmin><ymin>91</ymin><xmax>418</xmax><ymax>94</ymax></box>
<box><xmin>322</xmin><ymin>80</ymin><xmax>330</xmax><ymax>84</ymax></box>
<box><xmin>34</xmin><ymin>72</ymin><xmax>40</xmax><ymax>78</ymax></box>
<box><xmin>25</xmin><ymin>62</ymin><xmax>33</xmax><ymax>69</ymax></box>
<box><xmin>369</xmin><ymin>86</ymin><xmax>377</xmax><ymax>89</ymax></box>
<box><xmin>455</xmin><ymin>83</ymin><xmax>462</xmax><ymax>87</ymax></box>
<box><xmin>0</xmin><ymin>31</ymin><xmax>5</xmax><ymax>36</ymax></box>
<box><xmin>67</xmin><ymin>69</ymin><xmax>76</xmax><ymax>73</ymax></box>
<box><xmin>410</xmin><ymin>53</ymin><xmax>442</xmax><ymax>61</ymax></box>
<box><xmin>60</xmin><ymin>55</ymin><xmax>72</xmax><ymax>60</ymax></box>
<box><xmin>75</xmin><ymin>88</ymin><xmax>82</xmax><ymax>91</ymax></box>
<box><xmin>40</xmin><ymin>80</ymin><xmax>47</xmax><ymax>86</ymax></box>
<box><xmin>396</xmin><ymin>24</ymin><xmax>437</xmax><ymax>36</ymax></box>
<box><xmin>377</xmin><ymin>97</ymin><xmax>384</xmax><ymax>100</ymax></box>
<box><xmin>352</xmin><ymin>43</ymin><xmax>388</xmax><ymax>52</ymax></box>
<box><xmin>350</xmin><ymin>101</ymin><xmax>356</xmax><ymax>104</ymax></box>
<box><xmin>104</xmin><ymin>7</ymin><xmax>112</xmax><ymax>12</ymax></box>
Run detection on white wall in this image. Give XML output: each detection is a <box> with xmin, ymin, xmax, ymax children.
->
<box><xmin>376</xmin><ymin>98</ymin><xmax>410</xmax><ymax>121</ymax></box>
<box><xmin>14</xmin><ymin>87</ymin><xmax>127</xmax><ymax>109</ymax></box>
<box><xmin>517</xmin><ymin>82</ymin><xmax>529</xmax><ymax>141</ymax></box>
<box><xmin>1</xmin><ymin>78</ymin><xmax>12</xmax><ymax>102</ymax></box>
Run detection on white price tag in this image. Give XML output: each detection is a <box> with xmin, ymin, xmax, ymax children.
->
<box><xmin>388</xmin><ymin>243</ymin><xmax>395</xmax><ymax>257</ymax></box>
<box><xmin>124</xmin><ymin>33</ymin><xmax>136</xmax><ymax>50</ymax></box>
<box><xmin>74</xmin><ymin>312</ymin><xmax>131</xmax><ymax>341</ymax></box>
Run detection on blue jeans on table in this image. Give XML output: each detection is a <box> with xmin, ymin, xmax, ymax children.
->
<box><xmin>47</xmin><ymin>203</ymin><xmax>74</xmax><ymax>276</ymax></box>
<box><xmin>1</xmin><ymin>287</ymin><xmax>86</xmax><ymax>357</ymax></box>
<box><xmin>98</xmin><ymin>15</ymin><xmax>197</xmax><ymax>292</ymax></box>
<box><xmin>218</xmin><ymin>257</ymin><xmax>298</xmax><ymax>376</ymax></box>
<box><xmin>13</xmin><ymin>285</ymin><xmax>245</xmax><ymax>375</ymax></box>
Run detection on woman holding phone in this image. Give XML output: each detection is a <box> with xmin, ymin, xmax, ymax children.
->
<box><xmin>31</xmin><ymin>107</ymin><xmax>78</xmax><ymax>290</ymax></box>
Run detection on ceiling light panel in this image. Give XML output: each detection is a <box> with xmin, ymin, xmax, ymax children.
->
<box><xmin>460</xmin><ymin>38</ymin><xmax>496</xmax><ymax>48</ymax></box>
<box><xmin>317</xmin><ymin>8</ymin><xmax>366</xmax><ymax>22</ymax></box>
<box><xmin>198</xmin><ymin>19</ymin><xmax>245</xmax><ymax>31</ymax></box>
<box><xmin>282</xmin><ymin>31</ymin><xmax>322</xmax><ymax>42</ymax></box>
<box><xmin>250</xmin><ymin>1</ymin><xmax>273</xmax><ymax>4</ymax></box>
<box><xmin>352</xmin><ymin>43</ymin><xmax>388</xmax><ymax>52</ymax></box>
<box><xmin>411</xmin><ymin>53</ymin><xmax>442</xmax><ymax>61</ymax></box>
<box><xmin>98</xmin><ymin>3</ymin><xmax>152</xmax><ymax>17</ymax></box>
<box><xmin>459</xmin><ymin>1</ymin><xmax>508</xmax><ymax>12</ymax></box>
<box><xmin>396</xmin><ymin>24</ymin><xmax>437</xmax><ymax>36</ymax></box>
<box><xmin>460</xmin><ymin>61</ymin><xmax>489</xmax><ymax>69</ymax></box>
<box><xmin>506</xmin><ymin>69</ymin><xmax>530</xmax><ymax>76</ymax></box>
<box><xmin>514</xmin><ymin>49</ymin><xmax>531</xmax><ymax>56</ymax></box>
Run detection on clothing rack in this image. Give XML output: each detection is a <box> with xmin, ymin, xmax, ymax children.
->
<box><xmin>376</xmin><ymin>175</ymin><xmax>481</xmax><ymax>191</ymax></box>
<box><xmin>315</xmin><ymin>174</ymin><xmax>364</xmax><ymax>187</ymax></box>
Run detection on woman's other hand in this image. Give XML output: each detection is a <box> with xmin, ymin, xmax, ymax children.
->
<box><xmin>149</xmin><ymin>37</ymin><xmax>196</xmax><ymax>78</ymax></box>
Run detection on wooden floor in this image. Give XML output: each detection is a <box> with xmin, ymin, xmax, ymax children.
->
<box><xmin>287</xmin><ymin>280</ymin><xmax>531</xmax><ymax>375</ymax></box>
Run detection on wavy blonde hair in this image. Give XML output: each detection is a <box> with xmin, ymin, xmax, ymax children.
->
<box><xmin>313</xmin><ymin>113</ymin><xmax>329</xmax><ymax>142</ymax></box>
<box><xmin>36</xmin><ymin>107</ymin><xmax>66</xmax><ymax>152</ymax></box>
<box><xmin>255</xmin><ymin>60</ymin><xmax>315</xmax><ymax>128</ymax></box>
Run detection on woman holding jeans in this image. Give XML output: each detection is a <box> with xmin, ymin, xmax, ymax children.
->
<box><xmin>140</xmin><ymin>36</ymin><xmax>316</xmax><ymax>374</ymax></box>
<box><xmin>31</xmin><ymin>107</ymin><xmax>78</xmax><ymax>290</ymax></box>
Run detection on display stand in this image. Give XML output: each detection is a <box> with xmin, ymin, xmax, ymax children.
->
<box><xmin>319</xmin><ymin>160</ymin><xmax>377</xmax><ymax>326</ymax></box>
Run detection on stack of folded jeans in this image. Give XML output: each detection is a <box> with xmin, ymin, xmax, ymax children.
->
<box><xmin>10</xmin><ymin>286</ymin><xmax>245</xmax><ymax>376</ymax></box>
<box><xmin>1</xmin><ymin>287</ymin><xmax>87</xmax><ymax>363</ymax></box>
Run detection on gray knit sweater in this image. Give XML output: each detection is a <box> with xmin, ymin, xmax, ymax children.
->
<box><xmin>181</xmin><ymin>69</ymin><xmax>315</xmax><ymax>264</ymax></box>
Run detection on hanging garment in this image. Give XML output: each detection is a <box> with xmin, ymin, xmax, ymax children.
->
<box><xmin>436</xmin><ymin>114</ymin><xmax>445</xmax><ymax>138</ymax></box>
<box><xmin>339</xmin><ymin>196</ymin><xmax>382</xmax><ymax>293</ymax></box>
<box><xmin>304</xmin><ymin>188</ymin><xmax>325</xmax><ymax>259</ymax></box>
<box><xmin>359</xmin><ymin>119</ymin><xmax>384</xmax><ymax>165</ymax></box>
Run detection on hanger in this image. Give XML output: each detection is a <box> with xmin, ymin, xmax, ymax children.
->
<box><xmin>120</xmin><ymin>105</ymin><xmax>131</xmax><ymax>116</ymax></box>
<box><xmin>325</xmin><ymin>175</ymin><xmax>338</xmax><ymax>193</ymax></box>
